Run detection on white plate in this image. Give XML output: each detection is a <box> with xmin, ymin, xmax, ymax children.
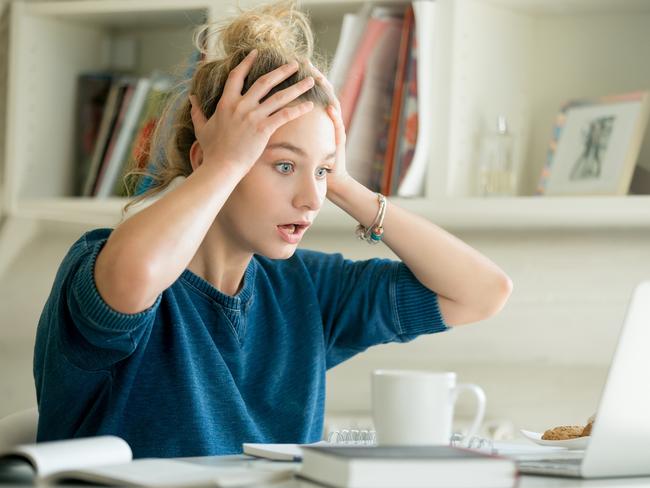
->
<box><xmin>520</xmin><ymin>429</ymin><xmax>589</xmax><ymax>450</ymax></box>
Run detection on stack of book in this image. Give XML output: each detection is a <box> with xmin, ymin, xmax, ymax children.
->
<box><xmin>298</xmin><ymin>445</ymin><xmax>518</xmax><ymax>488</ymax></box>
<box><xmin>330</xmin><ymin>1</ymin><xmax>428</xmax><ymax>197</ymax></box>
<box><xmin>73</xmin><ymin>71</ymin><xmax>174</xmax><ymax>198</ymax></box>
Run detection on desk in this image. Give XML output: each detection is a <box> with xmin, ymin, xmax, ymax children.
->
<box><xmin>2</xmin><ymin>455</ymin><xmax>650</xmax><ymax>487</ymax></box>
<box><xmin>292</xmin><ymin>477</ymin><xmax>650</xmax><ymax>488</ymax></box>
<box><xmin>271</xmin><ymin>475</ymin><xmax>650</xmax><ymax>488</ymax></box>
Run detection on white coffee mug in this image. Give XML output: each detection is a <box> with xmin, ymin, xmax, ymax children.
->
<box><xmin>372</xmin><ymin>369</ymin><xmax>486</xmax><ymax>446</ymax></box>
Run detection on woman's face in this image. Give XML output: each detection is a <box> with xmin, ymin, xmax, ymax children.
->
<box><xmin>217</xmin><ymin>106</ymin><xmax>336</xmax><ymax>259</ymax></box>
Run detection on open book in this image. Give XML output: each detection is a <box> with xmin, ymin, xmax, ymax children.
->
<box><xmin>0</xmin><ymin>436</ymin><xmax>295</xmax><ymax>487</ymax></box>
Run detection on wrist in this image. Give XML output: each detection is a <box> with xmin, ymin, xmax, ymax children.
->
<box><xmin>326</xmin><ymin>176</ymin><xmax>383</xmax><ymax>229</ymax></box>
<box><xmin>196</xmin><ymin>158</ymin><xmax>250</xmax><ymax>183</ymax></box>
<box><xmin>326</xmin><ymin>173</ymin><xmax>357</xmax><ymax>206</ymax></box>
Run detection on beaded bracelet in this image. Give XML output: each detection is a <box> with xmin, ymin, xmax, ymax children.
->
<box><xmin>355</xmin><ymin>193</ymin><xmax>387</xmax><ymax>244</ymax></box>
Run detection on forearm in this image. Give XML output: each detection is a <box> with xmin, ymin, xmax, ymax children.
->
<box><xmin>97</xmin><ymin>162</ymin><xmax>247</xmax><ymax>311</ymax></box>
<box><xmin>327</xmin><ymin>177</ymin><xmax>512</xmax><ymax>325</ymax></box>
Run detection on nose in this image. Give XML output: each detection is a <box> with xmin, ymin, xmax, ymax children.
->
<box><xmin>292</xmin><ymin>173</ymin><xmax>324</xmax><ymax>211</ymax></box>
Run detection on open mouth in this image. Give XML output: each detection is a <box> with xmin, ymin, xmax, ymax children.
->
<box><xmin>277</xmin><ymin>224</ymin><xmax>305</xmax><ymax>234</ymax></box>
<box><xmin>276</xmin><ymin>223</ymin><xmax>310</xmax><ymax>243</ymax></box>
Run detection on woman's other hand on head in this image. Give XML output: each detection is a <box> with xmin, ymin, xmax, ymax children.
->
<box><xmin>189</xmin><ymin>49</ymin><xmax>315</xmax><ymax>174</ymax></box>
<box><xmin>307</xmin><ymin>61</ymin><xmax>352</xmax><ymax>193</ymax></box>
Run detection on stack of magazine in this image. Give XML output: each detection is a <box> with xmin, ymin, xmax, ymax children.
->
<box><xmin>73</xmin><ymin>71</ymin><xmax>174</xmax><ymax>199</ymax></box>
<box><xmin>329</xmin><ymin>1</ymin><xmax>434</xmax><ymax>197</ymax></box>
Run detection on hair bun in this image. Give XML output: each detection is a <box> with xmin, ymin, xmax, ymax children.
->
<box><xmin>205</xmin><ymin>0</ymin><xmax>313</xmax><ymax>65</ymax></box>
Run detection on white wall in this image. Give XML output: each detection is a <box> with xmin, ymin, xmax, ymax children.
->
<box><xmin>0</xmin><ymin>1</ymin><xmax>9</xmax><ymax>203</ymax></box>
<box><xmin>1</xmin><ymin>220</ymin><xmax>646</xmax><ymax>437</ymax></box>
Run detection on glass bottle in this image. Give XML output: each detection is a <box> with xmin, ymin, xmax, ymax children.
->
<box><xmin>476</xmin><ymin>116</ymin><xmax>517</xmax><ymax>197</ymax></box>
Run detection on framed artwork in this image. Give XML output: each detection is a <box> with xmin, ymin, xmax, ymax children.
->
<box><xmin>537</xmin><ymin>91</ymin><xmax>650</xmax><ymax>195</ymax></box>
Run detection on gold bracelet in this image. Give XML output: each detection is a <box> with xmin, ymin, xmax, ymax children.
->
<box><xmin>355</xmin><ymin>193</ymin><xmax>386</xmax><ymax>244</ymax></box>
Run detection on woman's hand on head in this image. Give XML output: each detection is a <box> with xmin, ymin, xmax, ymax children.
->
<box><xmin>189</xmin><ymin>49</ymin><xmax>315</xmax><ymax>174</ymax></box>
<box><xmin>307</xmin><ymin>61</ymin><xmax>353</xmax><ymax>195</ymax></box>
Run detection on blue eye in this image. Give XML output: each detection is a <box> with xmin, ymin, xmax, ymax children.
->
<box><xmin>275</xmin><ymin>162</ymin><xmax>293</xmax><ymax>174</ymax></box>
<box><xmin>316</xmin><ymin>167</ymin><xmax>332</xmax><ymax>179</ymax></box>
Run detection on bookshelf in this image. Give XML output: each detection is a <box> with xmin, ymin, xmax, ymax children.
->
<box><xmin>13</xmin><ymin>195</ymin><xmax>650</xmax><ymax>231</ymax></box>
<box><xmin>2</xmin><ymin>0</ymin><xmax>650</xmax><ymax>234</ymax></box>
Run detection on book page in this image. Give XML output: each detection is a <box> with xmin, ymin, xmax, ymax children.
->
<box><xmin>11</xmin><ymin>435</ymin><xmax>131</xmax><ymax>479</ymax></box>
<box><xmin>47</xmin><ymin>458</ymin><xmax>296</xmax><ymax>488</ymax></box>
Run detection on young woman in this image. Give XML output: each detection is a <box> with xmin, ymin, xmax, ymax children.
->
<box><xmin>34</xmin><ymin>1</ymin><xmax>512</xmax><ymax>458</ymax></box>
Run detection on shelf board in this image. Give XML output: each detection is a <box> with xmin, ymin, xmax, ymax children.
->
<box><xmin>316</xmin><ymin>196</ymin><xmax>650</xmax><ymax>231</ymax></box>
<box><xmin>16</xmin><ymin>198</ymin><xmax>127</xmax><ymax>227</ymax></box>
<box><xmin>26</xmin><ymin>0</ymin><xmax>211</xmax><ymax>27</ymax></box>
<box><xmin>487</xmin><ymin>0</ymin><xmax>650</xmax><ymax>15</ymax></box>
<box><xmin>13</xmin><ymin>195</ymin><xmax>650</xmax><ymax>231</ymax></box>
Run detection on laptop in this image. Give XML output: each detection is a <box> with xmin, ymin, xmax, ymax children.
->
<box><xmin>518</xmin><ymin>281</ymin><xmax>650</xmax><ymax>478</ymax></box>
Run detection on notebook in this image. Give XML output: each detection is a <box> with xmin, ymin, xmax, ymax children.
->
<box><xmin>243</xmin><ymin>429</ymin><xmax>376</xmax><ymax>461</ymax></box>
<box><xmin>517</xmin><ymin>281</ymin><xmax>650</xmax><ymax>478</ymax></box>
<box><xmin>243</xmin><ymin>442</ymin><xmax>320</xmax><ymax>461</ymax></box>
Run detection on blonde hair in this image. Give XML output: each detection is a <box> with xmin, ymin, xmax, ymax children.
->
<box><xmin>123</xmin><ymin>0</ymin><xmax>331</xmax><ymax>214</ymax></box>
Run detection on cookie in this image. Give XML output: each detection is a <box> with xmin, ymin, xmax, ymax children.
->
<box><xmin>541</xmin><ymin>425</ymin><xmax>584</xmax><ymax>440</ymax></box>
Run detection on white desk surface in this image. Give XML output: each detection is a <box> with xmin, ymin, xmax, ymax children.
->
<box><xmin>293</xmin><ymin>476</ymin><xmax>650</xmax><ymax>487</ymax></box>
<box><xmin>2</xmin><ymin>453</ymin><xmax>650</xmax><ymax>487</ymax></box>
<box><xmin>516</xmin><ymin>475</ymin><xmax>650</xmax><ymax>488</ymax></box>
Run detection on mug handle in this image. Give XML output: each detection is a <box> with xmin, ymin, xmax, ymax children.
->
<box><xmin>453</xmin><ymin>383</ymin><xmax>486</xmax><ymax>445</ymax></box>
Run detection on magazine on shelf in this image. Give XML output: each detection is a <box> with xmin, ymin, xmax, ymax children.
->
<box><xmin>92</xmin><ymin>79</ymin><xmax>137</xmax><ymax>196</ymax></box>
<box><xmin>95</xmin><ymin>77</ymin><xmax>152</xmax><ymax>198</ymax></box>
<box><xmin>327</xmin><ymin>3</ymin><xmax>373</xmax><ymax>93</ymax></box>
<box><xmin>330</xmin><ymin>1</ymin><xmax>432</xmax><ymax>197</ymax></box>
<box><xmin>345</xmin><ymin>11</ymin><xmax>403</xmax><ymax>191</ymax></box>
<box><xmin>338</xmin><ymin>8</ymin><xmax>396</xmax><ymax>130</ymax></box>
<box><xmin>76</xmin><ymin>46</ymin><xmax>197</xmax><ymax>199</ymax></box>
<box><xmin>82</xmin><ymin>77</ymin><xmax>131</xmax><ymax>197</ymax></box>
<box><xmin>112</xmin><ymin>72</ymin><xmax>174</xmax><ymax>197</ymax></box>
<box><xmin>0</xmin><ymin>436</ymin><xmax>295</xmax><ymax>487</ymax></box>
<box><xmin>73</xmin><ymin>72</ymin><xmax>114</xmax><ymax>196</ymax></box>
<box><xmin>380</xmin><ymin>4</ymin><xmax>414</xmax><ymax>195</ymax></box>
<box><xmin>396</xmin><ymin>0</ymin><xmax>436</xmax><ymax>197</ymax></box>
<box><xmin>390</xmin><ymin>10</ymin><xmax>419</xmax><ymax>195</ymax></box>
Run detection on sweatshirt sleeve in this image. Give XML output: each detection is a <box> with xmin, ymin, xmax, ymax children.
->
<box><xmin>296</xmin><ymin>250</ymin><xmax>449</xmax><ymax>369</ymax></box>
<box><xmin>39</xmin><ymin>229</ymin><xmax>161</xmax><ymax>370</ymax></box>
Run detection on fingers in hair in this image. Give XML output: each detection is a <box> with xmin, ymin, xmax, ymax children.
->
<box><xmin>308</xmin><ymin>61</ymin><xmax>340</xmax><ymax>111</ymax></box>
<box><xmin>222</xmin><ymin>49</ymin><xmax>259</xmax><ymax>100</ymax></box>
<box><xmin>256</xmin><ymin>76</ymin><xmax>314</xmax><ymax>117</ymax></box>
<box><xmin>243</xmin><ymin>60</ymin><xmax>300</xmax><ymax>107</ymax></box>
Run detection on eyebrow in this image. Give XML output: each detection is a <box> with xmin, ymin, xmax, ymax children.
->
<box><xmin>266</xmin><ymin>142</ymin><xmax>336</xmax><ymax>161</ymax></box>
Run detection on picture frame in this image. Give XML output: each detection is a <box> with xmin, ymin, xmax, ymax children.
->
<box><xmin>536</xmin><ymin>91</ymin><xmax>650</xmax><ymax>196</ymax></box>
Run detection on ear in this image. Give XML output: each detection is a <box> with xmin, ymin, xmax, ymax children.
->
<box><xmin>189</xmin><ymin>140</ymin><xmax>203</xmax><ymax>171</ymax></box>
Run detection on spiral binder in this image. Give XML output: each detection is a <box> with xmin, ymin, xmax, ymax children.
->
<box><xmin>326</xmin><ymin>429</ymin><xmax>495</xmax><ymax>452</ymax></box>
<box><xmin>450</xmin><ymin>433</ymin><xmax>496</xmax><ymax>453</ymax></box>
<box><xmin>327</xmin><ymin>429</ymin><xmax>376</xmax><ymax>445</ymax></box>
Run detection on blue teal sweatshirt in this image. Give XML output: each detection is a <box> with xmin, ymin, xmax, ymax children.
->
<box><xmin>34</xmin><ymin>228</ymin><xmax>448</xmax><ymax>458</ymax></box>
